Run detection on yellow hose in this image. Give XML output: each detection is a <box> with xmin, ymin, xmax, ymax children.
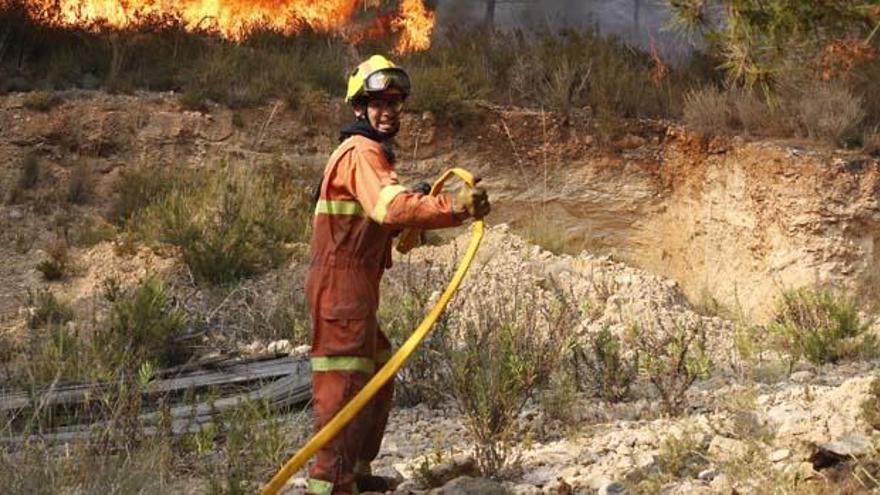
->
<box><xmin>261</xmin><ymin>168</ymin><xmax>484</xmax><ymax>495</ymax></box>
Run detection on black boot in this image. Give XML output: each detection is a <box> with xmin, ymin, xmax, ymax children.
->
<box><xmin>355</xmin><ymin>474</ymin><xmax>399</xmax><ymax>493</ymax></box>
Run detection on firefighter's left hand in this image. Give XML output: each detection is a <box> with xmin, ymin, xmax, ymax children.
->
<box><xmin>453</xmin><ymin>179</ymin><xmax>490</xmax><ymax>219</ymax></box>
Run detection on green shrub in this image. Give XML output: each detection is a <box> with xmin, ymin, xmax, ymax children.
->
<box><xmin>139</xmin><ymin>164</ymin><xmax>308</xmax><ymax>285</ymax></box>
<box><xmin>22</xmin><ymin>91</ymin><xmax>63</xmax><ymax>112</ymax></box>
<box><xmin>634</xmin><ymin>430</ymin><xmax>710</xmax><ymax>494</ymax></box>
<box><xmin>26</xmin><ymin>289</ymin><xmax>74</xmax><ymax>329</ymax></box>
<box><xmin>626</xmin><ymin>316</ymin><xmax>713</xmax><ymax>416</ymax></box>
<box><xmin>770</xmin><ymin>288</ymin><xmax>875</xmax><ymax>368</ymax></box>
<box><xmin>406</xmin><ymin>64</ymin><xmax>475</xmax><ymax>122</ymax></box>
<box><xmin>93</xmin><ymin>274</ymin><xmax>188</xmax><ymax>373</ymax></box>
<box><xmin>109</xmin><ymin>164</ymin><xmax>192</xmax><ymax>225</ymax></box>
<box><xmin>572</xmin><ymin>326</ymin><xmax>639</xmax><ymax>402</ymax></box>
<box><xmin>437</xmin><ymin>282</ymin><xmax>573</xmax><ymax>476</ymax></box>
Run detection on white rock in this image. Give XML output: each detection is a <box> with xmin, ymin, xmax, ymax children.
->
<box><xmin>708</xmin><ymin>436</ymin><xmax>748</xmax><ymax>461</ymax></box>
<box><xmin>769</xmin><ymin>449</ymin><xmax>790</xmax><ymax>462</ymax></box>
<box><xmin>267</xmin><ymin>339</ymin><xmax>292</xmax><ymax>355</ymax></box>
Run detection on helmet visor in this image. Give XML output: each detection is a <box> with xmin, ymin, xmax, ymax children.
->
<box><xmin>364</xmin><ymin>68</ymin><xmax>411</xmax><ymax>96</ymax></box>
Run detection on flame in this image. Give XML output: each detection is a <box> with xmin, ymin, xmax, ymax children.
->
<box><xmin>15</xmin><ymin>0</ymin><xmax>435</xmax><ymax>53</ymax></box>
<box><xmin>392</xmin><ymin>0</ymin><xmax>434</xmax><ymax>54</ymax></box>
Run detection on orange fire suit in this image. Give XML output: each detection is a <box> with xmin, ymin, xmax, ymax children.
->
<box><xmin>305</xmin><ymin>135</ymin><xmax>460</xmax><ymax>495</ymax></box>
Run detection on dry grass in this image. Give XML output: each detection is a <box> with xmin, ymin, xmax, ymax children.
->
<box><xmin>22</xmin><ymin>91</ymin><xmax>63</xmax><ymax>112</ymax></box>
<box><xmin>66</xmin><ymin>159</ymin><xmax>97</xmax><ymax>205</ymax></box>
<box><xmin>796</xmin><ymin>82</ymin><xmax>866</xmax><ymax>146</ymax></box>
<box><xmin>683</xmin><ymin>85</ymin><xmax>735</xmax><ymax>135</ymax></box>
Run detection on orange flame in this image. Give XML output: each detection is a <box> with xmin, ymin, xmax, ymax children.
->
<box><xmin>15</xmin><ymin>0</ymin><xmax>435</xmax><ymax>53</ymax></box>
<box><xmin>392</xmin><ymin>0</ymin><xmax>434</xmax><ymax>54</ymax></box>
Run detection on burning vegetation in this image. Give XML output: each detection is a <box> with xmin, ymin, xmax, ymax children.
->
<box><xmin>2</xmin><ymin>0</ymin><xmax>434</xmax><ymax>53</ymax></box>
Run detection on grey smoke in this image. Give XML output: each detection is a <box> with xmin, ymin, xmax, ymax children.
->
<box><xmin>434</xmin><ymin>0</ymin><xmax>695</xmax><ymax>58</ymax></box>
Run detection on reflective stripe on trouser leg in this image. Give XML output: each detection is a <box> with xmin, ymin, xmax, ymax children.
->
<box><xmin>311</xmin><ymin>356</ymin><xmax>375</xmax><ymax>374</ymax></box>
<box><xmin>307</xmin><ymin>478</ymin><xmax>334</xmax><ymax>495</ymax></box>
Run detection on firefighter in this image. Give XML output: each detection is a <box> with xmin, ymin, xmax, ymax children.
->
<box><xmin>305</xmin><ymin>55</ymin><xmax>490</xmax><ymax>495</ymax></box>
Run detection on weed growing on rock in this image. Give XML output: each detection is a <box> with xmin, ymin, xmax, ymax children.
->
<box><xmin>633</xmin><ymin>430</ymin><xmax>709</xmax><ymax>494</ymax></box>
<box><xmin>626</xmin><ymin>315</ymin><xmax>713</xmax><ymax>416</ymax></box>
<box><xmin>572</xmin><ymin>326</ymin><xmax>638</xmax><ymax>402</ymax></box>
<box><xmin>770</xmin><ymin>288</ymin><xmax>876</xmax><ymax>369</ymax></box>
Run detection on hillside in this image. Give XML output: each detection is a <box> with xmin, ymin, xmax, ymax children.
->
<box><xmin>1</xmin><ymin>89</ymin><xmax>880</xmax><ymax>493</ymax></box>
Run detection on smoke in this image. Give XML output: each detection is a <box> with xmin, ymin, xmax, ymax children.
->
<box><xmin>435</xmin><ymin>0</ymin><xmax>695</xmax><ymax>59</ymax></box>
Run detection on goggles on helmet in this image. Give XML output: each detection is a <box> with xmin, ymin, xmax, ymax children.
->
<box><xmin>363</xmin><ymin>68</ymin><xmax>411</xmax><ymax>96</ymax></box>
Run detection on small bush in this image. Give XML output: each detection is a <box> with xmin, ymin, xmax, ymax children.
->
<box><xmin>36</xmin><ymin>237</ymin><xmax>72</xmax><ymax>281</ymax></box>
<box><xmin>93</xmin><ymin>274</ymin><xmax>188</xmax><ymax>373</ymax></box>
<box><xmin>25</xmin><ymin>289</ymin><xmax>74</xmax><ymax>329</ymax></box>
<box><xmin>139</xmin><ymin>164</ymin><xmax>309</xmax><ymax>285</ymax></box>
<box><xmin>683</xmin><ymin>85</ymin><xmax>734</xmax><ymax>134</ymax></box>
<box><xmin>67</xmin><ymin>160</ymin><xmax>96</xmax><ymax>204</ymax></box>
<box><xmin>634</xmin><ymin>431</ymin><xmax>709</xmax><ymax>494</ymax></box>
<box><xmin>437</xmin><ymin>281</ymin><xmax>573</xmax><ymax>476</ymax></box>
<box><xmin>109</xmin><ymin>164</ymin><xmax>190</xmax><ymax>225</ymax></box>
<box><xmin>572</xmin><ymin>326</ymin><xmax>639</xmax><ymax>402</ymax></box>
<box><xmin>178</xmin><ymin>89</ymin><xmax>210</xmax><ymax>112</ymax></box>
<box><xmin>797</xmin><ymin>82</ymin><xmax>866</xmax><ymax>146</ymax></box>
<box><xmin>626</xmin><ymin>315</ymin><xmax>713</xmax><ymax>416</ymax></box>
<box><xmin>770</xmin><ymin>288</ymin><xmax>875</xmax><ymax>368</ymax></box>
<box><xmin>407</xmin><ymin>64</ymin><xmax>475</xmax><ymax>123</ymax></box>
<box><xmin>22</xmin><ymin>91</ymin><xmax>63</xmax><ymax>112</ymax></box>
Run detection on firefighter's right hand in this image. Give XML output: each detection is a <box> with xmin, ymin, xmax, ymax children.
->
<box><xmin>453</xmin><ymin>181</ymin><xmax>490</xmax><ymax>219</ymax></box>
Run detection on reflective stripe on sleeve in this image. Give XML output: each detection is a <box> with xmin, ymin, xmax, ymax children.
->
<box><xmin>314</xmin><ymin>199</ymin><xmax>364</xmax><ymax>216</ymax></box>
<box><xmin>311</xmin><ymin>356</ymin><xmax>375</xmax><ymax>374</ymax></box>
<box><xmin>371</xmin><ymin>184</ymin><xmax>407</xmax><ymax>224</ymax></box>
<box><xmin>307</xmin><ymin>478</ymin><xmax>334</xmax><ymax>495</ymax></box>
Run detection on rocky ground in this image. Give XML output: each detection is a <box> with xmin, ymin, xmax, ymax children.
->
<box><xmin>2</xmin><ymin>91</ymin><xmax>880</xmax><ymax>494</ymax></box>
<box><xmin>277</xmin><ymin>227</ymin><xmax>880</xmax><ymax>495</ymax></box>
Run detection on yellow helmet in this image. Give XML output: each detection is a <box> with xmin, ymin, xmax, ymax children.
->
<box><xmin>345</xmin><ymin>54</ymin><xmax>412</xmax><ymax>103</ymax></box>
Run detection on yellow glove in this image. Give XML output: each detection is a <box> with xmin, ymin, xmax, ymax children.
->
<box><xmin>452</xmin><ymin>179</ymin><xmax>490</xmax><ymax>219</ymax></box>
